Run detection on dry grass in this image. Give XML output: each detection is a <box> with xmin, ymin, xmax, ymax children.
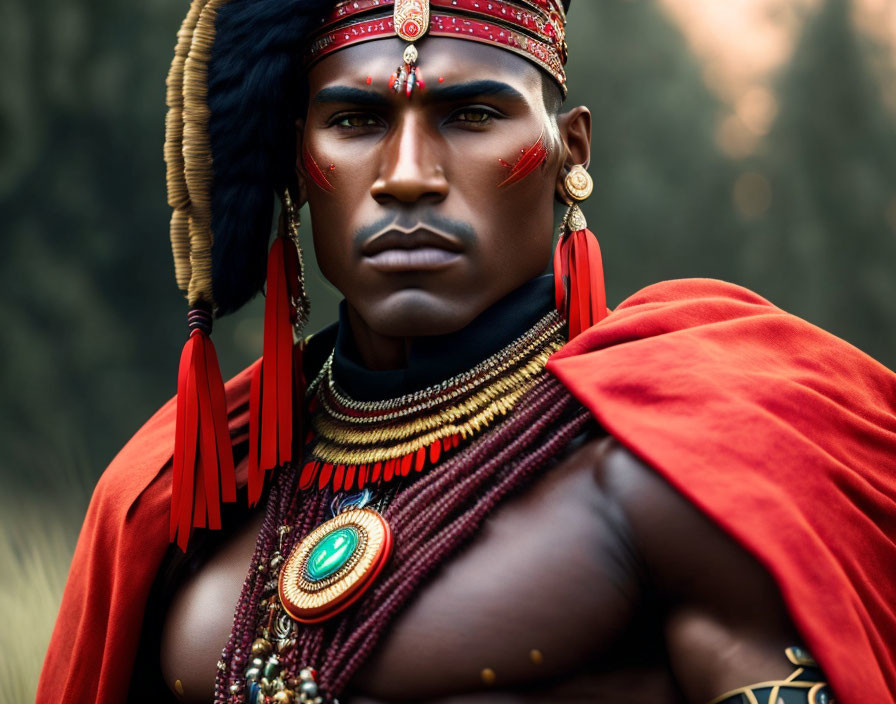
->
<box><xmin>0</xmin><ymin>496</ymin><xmax>83</xmax><ymax>704</ymax></box>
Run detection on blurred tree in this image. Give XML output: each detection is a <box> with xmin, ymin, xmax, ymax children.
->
<box><xmin>0</xmin><ymin>0</ymin><xmax>187</xmax><ymax>496</ymax></box>
<box><xmin>565</xmin><ymin>0</ymin><xmax>748</xmax><ymax>305</ymax></box>
<box><xmin>743</xmin><ymin>0</ymin><xmax>896</xmax><ymax>366</ymax></box>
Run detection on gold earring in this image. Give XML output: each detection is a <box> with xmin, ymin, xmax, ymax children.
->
<box><xmin>564</xmin><ymin>165</ymin><xmax>594</xmax><ymax>202</ymax></box>
<box><xmin>561</xmin><ymin>165</ymin><xmax>593</xmax><ymax>234</ymax></box>
<box><xmin>282</xmin><ymin>189</ymin><xmax>302</xmax><ymax>245</ymax></box>
<box><xmin>553</xmin><ymin>164</ymin><xmax>606</xmax><ymax>339</ymax></box>
<box><xmin>280</xmin><ymin>189</ymin><xmax>310</xmax><ymax>333</ymax></box>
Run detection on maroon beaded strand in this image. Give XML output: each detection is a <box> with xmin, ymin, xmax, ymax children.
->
<box><xmin>217</xmin><ymin>372</ymin><xmax>589</xmax><ymax>703</ymax></box>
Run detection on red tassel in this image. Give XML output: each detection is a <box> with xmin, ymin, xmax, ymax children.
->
<box><xmin>170</xmin><ymin>309</ymin><xmax>236</xmax><ymax>551</ymax></box>
<box><xmin>248</xmin><ymin>236</ymin><xmax>303</xmax><ymax>506</ymax></box>
<box><xmin>333</xmin><ymin>465</ymin><xmax>346</xmax><ymax>492</ymax></box>
<box><xmin>319</xmin><ymin>463</ymin><xmax>334</xmax><ymax>489</ymax></box>
<box><xmin>299</xmin><ymin>462</ymin><xmax>317</xmax><ymax>490</ymax></box>
<box><xmin>553</xmin><ymin>224</ymin><xmax>607</xmax><ymax>340</ymax></box>
<box><xmin>344</xmin><ymin>465</ymin><xmax>356</xmax><ymax>491</ymax></box>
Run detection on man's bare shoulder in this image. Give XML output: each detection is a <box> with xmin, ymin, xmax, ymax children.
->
<box><xmin>587</xmin><ymin>438</ymin><xmax>804</xmax><ymax>702</ymax></box>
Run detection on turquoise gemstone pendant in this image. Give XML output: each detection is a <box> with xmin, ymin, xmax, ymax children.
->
<box><xmin>305</xmin><ymin>527</ymin><xmax>360</xmax><ymax>582</ymax></box>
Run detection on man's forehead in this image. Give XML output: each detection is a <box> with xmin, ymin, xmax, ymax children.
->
<box><xmin>307</xmin><ymin>35</ymin><xmax>543</xmax><ymax>97</ymax></box>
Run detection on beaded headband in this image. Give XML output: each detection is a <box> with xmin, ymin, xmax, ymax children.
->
<box><xmin>306</xmin><ymin>0</ymin><xmax>568</xmax><ymax>95</ymax></box>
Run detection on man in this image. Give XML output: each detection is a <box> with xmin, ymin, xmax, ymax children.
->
<box><xmin>38</xmin><ymin>1</ymin><xmax>896</xmax><ymax>703</ymax></box>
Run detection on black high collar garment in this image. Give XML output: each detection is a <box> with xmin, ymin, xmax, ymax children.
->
<box><xmin>307</xmin><ymin>275</ymin><xmax>556</xmax><ymax>402</ymax></box>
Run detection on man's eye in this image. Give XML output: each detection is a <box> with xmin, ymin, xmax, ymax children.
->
<box><xmin>334</xmin><ymin>114</ymin><xmax>380</xmax><ymax>128</ymax></box>
<box><xmin>452</xmin><ymin>108</ymin><xmax>495</xmax><ymax>125</ymax></box>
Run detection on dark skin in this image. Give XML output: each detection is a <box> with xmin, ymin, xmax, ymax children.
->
<box><xmin>159</xmin><ymin>37</ymin><xmax>805</xmax><ymax>703</ymax></box>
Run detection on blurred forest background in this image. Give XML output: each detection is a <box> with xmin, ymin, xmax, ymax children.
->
<box><xmin>2</xmin><ymin>0</ymin><xmax>895</xmax><ymax>700</ymax></box>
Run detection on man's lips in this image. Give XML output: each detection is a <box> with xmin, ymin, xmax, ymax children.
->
<box><xmin>361</xmin><ymin>227</ymin><xmax>464</xmax><ymax>272</ymax></box>
<box><xmin>361</xmin><ymin>227</ymin><xmax>464</xmax><ymax>257</ymax></box>
<box><xmin>364</xmin><ymin>247</ymin><xmax>461</xmax><ymax>272</ymax></box>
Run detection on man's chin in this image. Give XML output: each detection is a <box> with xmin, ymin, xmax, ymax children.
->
<box><xmin>355</xmin><ymin>290</ymin><xmax>486</xmax><ymax>339</ymax></box>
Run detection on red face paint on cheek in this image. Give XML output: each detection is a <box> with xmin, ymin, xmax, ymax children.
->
<box><xmin>497</xmin><ymin>132</ymin><xmax>549</xmax><ymax>188</ymax></box>
<box><xmin>302</xmin><ymin>145</ymin><xmax>335</xmax><ymax>192</ymax></box>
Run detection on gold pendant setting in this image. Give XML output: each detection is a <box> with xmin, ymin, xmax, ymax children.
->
<box><xmin>278</xmin><ymin>508</ymin><xmax>393</xmax><ymax>624</ymax></box>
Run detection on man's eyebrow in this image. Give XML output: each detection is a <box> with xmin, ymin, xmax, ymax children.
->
<box><xmin>312</xmin><ymin>80</ymin><xmax>525</xmax><ymax>106</ymax></box>
<box><xmin>428</xmin><ymin>80</ymin><xmax>525</xmax><ymax>102</ymax></box>
<box><xmin>313</xmin><ymin>86</ymin><xmax>389</xmax><ymax>106</ymax></box>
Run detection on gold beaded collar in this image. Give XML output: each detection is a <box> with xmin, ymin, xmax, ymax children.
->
<box><xmin>298</xmin><ymin>310</ymin><xmax>565</xmax><ymax>493</ymax></box>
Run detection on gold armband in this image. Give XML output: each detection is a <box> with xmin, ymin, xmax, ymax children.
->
<box><xmin>707</xmin><ymin>647</ymin><xmax>835</xmax><ymax>704</ymax></box>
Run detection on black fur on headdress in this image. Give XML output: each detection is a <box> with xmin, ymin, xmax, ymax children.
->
<box><xmin>207</xmin><ymin>0</ymin><xmax>332</xmax><ymax>315</ymax></box>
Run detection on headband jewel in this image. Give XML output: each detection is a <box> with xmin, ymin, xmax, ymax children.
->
<box><xmin>391</xmin><ymin>0</ymin><xmax>430</xmax><ymax>96</ymax></box>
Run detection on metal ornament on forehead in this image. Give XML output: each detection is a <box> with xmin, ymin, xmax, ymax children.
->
<box><xmin>389</xmin><ymin>0</ymin><xmax>430</xmax><ymax>97</ymax></box>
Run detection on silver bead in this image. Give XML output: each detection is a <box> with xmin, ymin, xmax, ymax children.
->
<box><xmin>299</xmin><ymin>668</ymin><xmax>315</xmax><ymax>682</ymax></box>
<box><xmin>300</xmin><ymin>680</ymin><xmax>319</xmax><ymax>697</ymax></box>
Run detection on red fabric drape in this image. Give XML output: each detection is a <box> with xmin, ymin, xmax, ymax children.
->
<box><xmin>38</xmin><ymin>279</ymin><xmax>896</xmax><ymax>702</ymax></box>
<box><xmin>547</xmin><ymin>278</ymin><xmax>896</xmax><ymax>702</ymax></box>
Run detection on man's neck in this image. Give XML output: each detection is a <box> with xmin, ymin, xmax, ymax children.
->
<box><xmin>329</xmin><ymin>275</ymin><xmax>556</xmax><ymax>402</ymax></box>
<box><xmin>344</xmin><ymin>305</ymin><xmax>414</xmax><ymax>371</ymax></box>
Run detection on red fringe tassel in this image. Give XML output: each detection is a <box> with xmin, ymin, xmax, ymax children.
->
<box><xmin>553</xmin><ymin>226</ymin><xmax>608</xmax><ymax>339</ymax></box>
<box><xmin>170</xmin><ymin>322</ymin><xmax>236</xmax><ymax>552</ymax></box>
<box><xmin>297</xmin><ymin>434</ymin><xmax>466</xmax><ymax>494</ymax></box>
<box><xmin>248</xmin><ymin>236</ymin><xmax>303</xmax><ymax>506</ymax></box>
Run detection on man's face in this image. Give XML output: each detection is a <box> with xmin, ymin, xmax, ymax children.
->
<box><xmin>301</xmin><ymin>37</ymin><xmax>565</xmax><ymax>338</ymax></box>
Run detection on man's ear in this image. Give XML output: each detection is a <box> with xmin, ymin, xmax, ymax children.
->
<box><xmin>294</xmin><ymin>118</ymin><xmax>310</xmax><ymax>205</ymax></box>
<box><xmin>555</xmin><ymin>106</ymin><xmax>592</xmax><ymax>203</ymax></box>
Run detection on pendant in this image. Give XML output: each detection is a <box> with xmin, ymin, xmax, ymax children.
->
<box><xmin>389</xmin><ymin>0</ymin><xmax>429</xmax><ymax>98</ymax></box>
<box><xmin>278</xmin><ymin>508</ymin><xmax>393</xmax><ymax>624</ymax></box>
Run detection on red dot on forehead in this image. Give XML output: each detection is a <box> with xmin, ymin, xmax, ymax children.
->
<box><xmin>366</xmin><ymin>76</ymin><xmax>372</xmax><ymax>85</ymax></box>
<box><xmin>438</xmin><ymin>76</ymin><xmax>445</xmax><ymax>83</ymax></box>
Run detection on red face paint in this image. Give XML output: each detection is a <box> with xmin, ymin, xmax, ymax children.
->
<box><xmin>302</xmin><ymin>145</ymin><xmax>335</xmax><ymax>192</ymax></box>
<box><xmin>366</xmin><ymin>76</ymin><xmax>372</xmax><ymax>85</ymax></box>
<box><xmin>497</xmin><ymin>132</ymin><xmax>549</xmax><ymax>188</ymax></box>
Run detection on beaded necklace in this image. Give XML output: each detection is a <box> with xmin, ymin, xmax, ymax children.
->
<box><xmin>214</xmin><ymin>310</ymin><xmax>590</xmax><ymax>704</ymax></box>
<box><xmin>300</xmin><ymin>311</ymin><xmax>565</xmax><ymax>492</ymax></box>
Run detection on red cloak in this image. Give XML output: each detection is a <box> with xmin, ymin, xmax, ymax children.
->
<box><xmin>38</xmin><ymin>279</ymin><xmax>896</xmax><ymax>702</ymax></box>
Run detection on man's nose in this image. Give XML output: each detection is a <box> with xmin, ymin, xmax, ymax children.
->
<box><xmin>370</xmin><ymin>116</ymin><xmax>449</xmax><ymax>205</ymax></box>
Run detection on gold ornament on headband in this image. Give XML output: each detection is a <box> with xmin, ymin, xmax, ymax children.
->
<box><xmin>390</xmin><ymin>0</ymin><xmax>430</xmax><ymax>97</ymax></box>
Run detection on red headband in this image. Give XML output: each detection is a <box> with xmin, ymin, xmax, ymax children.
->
<box><xmin>306</xmin><ymin>0</ymin><xmax>568</xmax><ymax>93</ymax></box>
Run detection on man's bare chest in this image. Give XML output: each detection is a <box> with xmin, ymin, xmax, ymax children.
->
<box><xmin>161</xmin><ymin>438</ymin><xmax>681</xmax><ymax>702</ymax></box>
